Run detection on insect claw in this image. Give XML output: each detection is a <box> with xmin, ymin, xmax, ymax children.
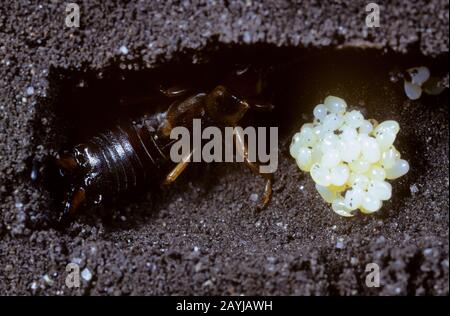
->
<box><xmin>255</xmin><ymin>178</ymin><xmax>273</xmax><ymax>212</ymax></box>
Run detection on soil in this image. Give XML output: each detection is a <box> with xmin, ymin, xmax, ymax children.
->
<box><xmin>0</xmin><ymin>1</ymin><xmax>448</xmax><ymax>295</ymax></box>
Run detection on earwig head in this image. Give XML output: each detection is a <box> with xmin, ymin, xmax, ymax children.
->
<box><xmin>205</xmin><ymin>66</ymin><xmax>274</xmax><ymax>126</ymax></box>
<box><xmin>205</xmin><ymin>85</ymin><xmax>250</xmax><ymax>126</ymax></box>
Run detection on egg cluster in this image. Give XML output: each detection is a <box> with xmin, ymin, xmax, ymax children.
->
<box><xmin>403</xmin><ymin>66</ymin><xmax>445</xmax><ymax>100</ymax></box>
<box><xmin>290</xmin><ymin>96</ymin><xmax>409</xmax><ymax>217</ymax></box>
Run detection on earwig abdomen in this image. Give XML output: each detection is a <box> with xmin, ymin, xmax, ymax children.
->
<box><xmin>69</xmin><ymin>118</ymin><xmax>172</xmax><ymax>205</ymax></box>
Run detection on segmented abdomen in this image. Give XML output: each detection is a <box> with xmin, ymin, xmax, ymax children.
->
<box><xmin>76</xmin><ymin>121</ymin><xmax>169</xmax><ymax>197</ymax></box>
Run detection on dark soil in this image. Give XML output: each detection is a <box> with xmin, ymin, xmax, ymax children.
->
<box><xmin>0</xmin><ymin>1</ymin><xmax>448</xmax><ymax>295</ymax></box>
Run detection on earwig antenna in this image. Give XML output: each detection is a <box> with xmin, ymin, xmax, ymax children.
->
<box><xmin>248</xmin><ymin>98</ymin><xmax>275</xmax><ymax>112</ymax></box>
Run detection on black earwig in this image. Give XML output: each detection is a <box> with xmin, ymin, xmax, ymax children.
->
<box><xmin>55</xmin><ymin>67</ymin><xmax>275</xmax><ymax>224</ymax></box>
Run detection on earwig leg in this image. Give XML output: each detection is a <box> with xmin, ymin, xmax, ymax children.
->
<box><xmin>234</xmin><ymin>128</ymin><xmax>273</xmax><ymax>211</ymax></box>
<box><xmin>59</xmin><ymin>186</ymin><xmax>86</xmax><ymax>224</ymax></box>
<box><xmin>163</xmin><ymin>151</ymin><xmax>194</xmax><ymax>185</ymax></box>
<box><xmin>56</xmin><ymin>153</ymin><xmax>78</xmax><ymax>172</ymax></box>
<box><xmin>159</xmin><ymin>85</ymin><xmax>190</xmax><ymax>98</ymax></box>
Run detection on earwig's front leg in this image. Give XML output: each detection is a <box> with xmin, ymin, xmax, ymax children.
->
<box><xmin>163</xmin><ymin>151</ymin><xmax>194</xmax><ymax>185</ymax></box>
<box><xmin>234</xmin><ymin>128</ymin><xmax>273</xmax><ymax>210</ymax></box>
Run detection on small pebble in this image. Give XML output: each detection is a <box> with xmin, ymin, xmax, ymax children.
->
<box><xmin>243</xmin><ymin>31</ymin><xmax>252</xmax><ymax>44</ymax></box>
<box><xmin>119</xmin><ymin>45</ymin><xmax>129</xmax><ymax>55</ymax></box>
<box><xmin>350</xmin><ymin>257</ymin><xmax>359</xmax><ymax>265</ymax></box>
<box><xmin>335</xmin><ymin>238</ymin><xmax>345</xmax><ymax>249</ymax></box>
<box><xmin>26</xmin><ymin>86</ymin><xmax>35</xmax><ymax>95</ymax></box>
<box><xmin>42</xmin><ymin>274</ymin><xmax>53</xmax><ymax>286</ymax></box>
<box><xmin>249</xmin><ymin>193</ymin><xmax>259</xmax><ymax>202</ymax></box>
<box><xmin>81</xmin><ymin>268</ymin><xmax>93</xmax><ymax>281</ymax></box>
<box><xmin>410</xmin><ymin>184</ymin><xmax>419</xmax><ymax>194</ymax></box>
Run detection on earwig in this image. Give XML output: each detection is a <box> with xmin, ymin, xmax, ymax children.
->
<box><xmin>55</xmin><ymin>67</ymin><xmax>275</xmax><ymax>224</ymax></box>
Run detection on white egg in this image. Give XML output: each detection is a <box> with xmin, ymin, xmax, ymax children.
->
<box><xmin>320</xmin><ymin>132</ymin><xmax>339</xmax><ymax>152</ymax></box>
<box><xmin>324</xmin><ymin>96</ymin><xmax>347</xmax><ymax>114</ymax></box>
<box><xmin>315</xmin><ymin>184</ymin><xmax>337</xmax><ymax>203</ymax></box>
<box><xmin>344</xmin><ymin>110</ymin><xmax>364</xmax><ymax>128</ymax></box>
<box><xmin>301</xmin><ymin>123</ymin><xmax>314</xmax><ymax>132</ymax></box>
<box><xmin>349</xmin><ymin>173</ymin><xmax>370</xmax><ymax>190</ymax></box>
<box><xmin>341</xmin><ymin>125</ymin><xmax>358</xmax><ymax>141</ymax></box>
<box><xmin>375</xmin><ymin>130</ymin><xmax>396</xmax><ymax>151</ymax></box>
<box><xmin>381</xmin><ymin>146</ymin><xmax>401</xmax><ymax>169</ymax></box>
<box><xmin>361</xmin><ymin>194</ymin><xmax>382</xmax><ymax>213</ymax></box>
<box><xmin>344</xmin><ymin>187</ymin><xmax>364</xmax><ymax>211</ymax></box>
<box><xmin>367</xmin><ymin>180</ymin><xmax>392</xmax><ymax>201</ymax></box>
<box><xmin>331</xmin><ymin>196</ymin><xmax>355</xmax><ymax>217</ymax></box>
<box><xmin>338</xmin><ymin>139</ymin><xmax>361</xmax><ymax>163</ymax></box>
<box><xmin>332</xmin><ymin>197</ymin><xmax>355</xmax><ymax>217</ymax></box>
<box><xmin>296</xmin><ymin>147</ymin><xmax>313</xmax><ymax>171</ymax></box>
<box><xmin>313</xmin><ymin>125</ymin><xmax>325</xmax><ymax>139</ymax></box>
<box><xmin>358</xmin><ymin>120</ymin><xmax>373</xmax><ymax>134</ymax></box>
<box><xmin>313</xmin><ymin>104</ymin><xmax>328</xmax><ymax>120</ymax></box>
<box><xmin>289</xmin><ymin>134</ymin><xmax>302</xmax><ymax>158</ymax></box>
<box><xmin>349</xmin><ymin>159</ymin><xmax>370</xmax><ymax>174</ymax></box>
<box><xmin>360</xmin><ymin>135</ymin><xmax>381</xmax><ymax>163</ymax></box>
<box><xmin>404</xmin><ymin>81</ymin><xmax>422</xmax><ymax>100</ymax></box>
<box><xmin>407</xmin><ymin>66</ymin><xmax>430</xmax><ymax>86</ymax></box>
<box><xmin>298</xmin><ymin>126</ymin><xmax>317</xmax><ymax>147</ymax></box>
<box><xmin>311</xmin><ymin>146</ymin><xmax>323</xmax><ymax>164</ymax></box>
<box><xmin>321</xmin><ymin>149</ymin><xmax>341</xmax><ymax>168</ymax></box>
<box><xmin>385</xmin><ymin>159</ymin><xmax>409</xmax><ymax>180</ymax></box>
<box><xmin>367</xmin><ymin>166</ymin><xmax>386</xmax><ymax>181</ymax></box>
<box><xmin>310</xmin><ymin>163</ymin><xmax>331</xmax><ymax>186</ymax></box>
<box><xmin>329</xmin><ymin>164</ymin><xmax>350</xmax><ymax>186</ymax></box>
<box><xmin>322</xmin><ymin>113</ymin><xmax>344</xmax><ymax>132</ymax></box>
<box><xmin>374</xmin><ymin>120</ymin><xmax>400</xmax><ymax>135</ymax></box>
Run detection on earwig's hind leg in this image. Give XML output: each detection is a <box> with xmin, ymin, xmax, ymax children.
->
<box><xmin>234</xmin><ymin>128</ymin><xmax>273</xmax><ymax>211</ymax></box>
<box><xmin>59</xmin><ymin>186</ymin><xmax>86</xmax><ymax>225</ymax></box>
<box><xmin>163</xmin><ymin>151</ymin><xmax>194</xmax><ymax>185</ymax></box>
<box><xmin>159</xmin><ymin>85</ymin><xmax>190</xmax><ymax>98</ymax></box>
